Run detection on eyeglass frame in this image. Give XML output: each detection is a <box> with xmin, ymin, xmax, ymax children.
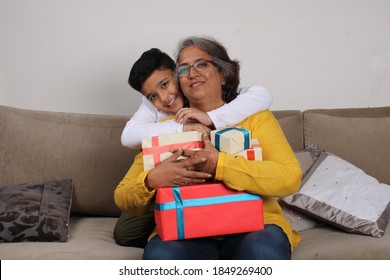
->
<box><xmin>176</xmin><ymin>59</ymin><xmax>216</xmax><ymax>77</ymax></box>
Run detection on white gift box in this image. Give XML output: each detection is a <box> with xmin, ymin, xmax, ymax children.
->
<box><xmin>142</xmin><ymin>131</ymin><xmax>204</xmax><ymax>171</ymax></box>
<box><xmin>210</xmin><ymin>127</ymin><xmax>251</xmax><ymax>155</ymax></box>
<box><xmin>232</xmin><ymin>139</ymin><xmax>263</xmax><ymax>161</ymax></box>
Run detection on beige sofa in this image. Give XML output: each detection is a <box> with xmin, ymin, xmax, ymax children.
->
<box><xmin>1</xmin><ymin>105</ymin><xmax>389</xmax><ymax>259</ymax></box>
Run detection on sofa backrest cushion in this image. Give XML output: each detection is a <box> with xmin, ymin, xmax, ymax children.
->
<box><xmin>0</xmin><ymin>106</ymin><xmax>137</xmax><ymax>217</ymax></box>
<box><xmin>0</xmin><ymin>106</ymin><xmax>304</xmax><ymax>217</ymax></box>
<box><xmin>303</xmin><ymin>106</ymin><xmax>390</xmax><ymax>185</ymax></box>
<box><xmin>273</xmin><ymin>110</ymin><xmax>303</xmax><ymax>152</ymax></box>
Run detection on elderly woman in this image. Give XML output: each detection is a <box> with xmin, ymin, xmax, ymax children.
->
<box><xmin>114</xmin><ymin>36</ymin><xmax>302</xmax><ymax>259</ymax></box>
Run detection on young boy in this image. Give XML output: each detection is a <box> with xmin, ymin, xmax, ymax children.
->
<box><xmin>121</xmin><ymin>48</ymin><xmax>273</xmax><ymax>149</ymax></box>
<box><xmin>114</xmin><ymin>48</ymin><xmax>273</xmax><ymax>248</ymax></box>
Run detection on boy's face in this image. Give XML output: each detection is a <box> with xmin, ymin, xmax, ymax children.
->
<box><xmin>141</xmin><ymin>69</ymin><xmax>184</xmax><ymax>114</ymax></box>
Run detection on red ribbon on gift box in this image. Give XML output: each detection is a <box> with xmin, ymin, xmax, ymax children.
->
<box><xmin>142</xmin><ymin>136</ymin><xmax>205</xmax><ymax>166</ymax></box>
<box><xmin>247</xmin><ymin>149</ymin><xmax>255</xmax><ymax>160</ymax></box>
<box><xmin>247</xmin><ymin>142</ymin><xmax>261</xmax><ymax>160</ymax></box>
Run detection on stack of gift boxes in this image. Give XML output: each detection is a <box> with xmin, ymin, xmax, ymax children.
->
<box><xmin>142</xmin><ymin>127</ymin><xmax>264</xmax><ymax>241</ymax></box>
<box><xmin>210</xmin><ymin>127</ymin><xmax>263</xmax><ymax>161</ymax></box>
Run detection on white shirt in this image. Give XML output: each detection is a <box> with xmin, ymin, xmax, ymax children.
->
<box><xmin>121</xmin><ymin>85</ymin><xmax>273</xmax><ymax>149</ymax></box>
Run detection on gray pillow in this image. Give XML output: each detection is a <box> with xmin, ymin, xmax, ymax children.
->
<box><xmin>294</xmin><ymin>144</ymin><xmax>318</xmax><ymax>177</ymax></box>
<box><xmin>0</xmin><ymin>178</ymin><xmax>73</xmax><ymax>242</ymax></box>
<box><xmin>282</xmin><ymin>151</ymin><xmax>390</xmax><ymax>237</ymax></box>
<box><xmin>303</xmin><ymin>113</ymin><xmax>390</xmax><ymax>185</ymax></box>
<box><xmin>277</xmin><ymin>147</ymin><xmax>321</xmax><ymax>232</ymax></box>
<box><xmin>279</xmin><ymin>203</ymin><xmax>321</xmax><ymax>232</ymax></box>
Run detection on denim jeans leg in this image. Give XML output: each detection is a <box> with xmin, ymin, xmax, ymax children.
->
<box><xmin>219</xmin><ymin>224</ymin><xmax>291</xmax><ymax>260</ymax></box>
<box><xmin>142</xmin><ymin>235</ymin><xmax>220</xmax><ymax>260</ymax></box>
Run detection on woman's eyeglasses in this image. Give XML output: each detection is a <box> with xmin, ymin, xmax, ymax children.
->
<box><xmin>176</xmin><ymin>59</ymin><xmax>214</xmax><ymax>77</ymax></box>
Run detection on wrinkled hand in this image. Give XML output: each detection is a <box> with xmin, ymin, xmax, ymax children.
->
<box><xmin>175</xmin><ymin>108</ymin><xmax>214</xmax><ymax>127</ymax></box>
<box><xmin>145</xmin><ymin>148</ymin><xmax>212</xmax><ymax>190</ymax></box>
<box><xmin>182</xmin><ymin>133</ymin><xmax>219</xmax><ymax>176</ymax></box>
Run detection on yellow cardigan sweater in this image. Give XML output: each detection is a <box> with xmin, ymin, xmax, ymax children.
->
<box><xmin>114</xmin><ymin>109</ymin><xmax>302</xmax><ymax>251</ymax></box>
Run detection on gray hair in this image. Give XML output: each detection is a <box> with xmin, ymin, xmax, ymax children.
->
<box><xmin>175</xmin><ymin>36</ymin><xmax>240</xmax><ymax>103</ymax></box>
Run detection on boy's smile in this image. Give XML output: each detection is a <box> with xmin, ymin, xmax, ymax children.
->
<box><xmin>141</xmin><ymin>69</ymin><xmax>184</xmax><ymax>114</ymax></box>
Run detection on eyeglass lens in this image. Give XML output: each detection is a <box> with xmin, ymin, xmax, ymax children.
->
<box><xmin>178</xmin><ymin>60</ymin><xmax>212</xmax><ymax>76</ymax></box>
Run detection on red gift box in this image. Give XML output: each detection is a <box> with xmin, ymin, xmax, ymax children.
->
<box><xmin>154</xmin><ymin>183</ymin><xmax>264</xmax><ymax>241</ymax></box>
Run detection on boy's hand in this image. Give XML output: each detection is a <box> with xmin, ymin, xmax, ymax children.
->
<box><xmin>175</xmin><ymin>108</ymin><xmax>214</xmax><ymax>127</ymax></box>
<box><xmin>183</xmin><ymin>123</ymin><xmax>211</xmax><ymax>134</ymax></box>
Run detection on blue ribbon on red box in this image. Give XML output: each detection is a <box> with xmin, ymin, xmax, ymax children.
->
<box><xmin>155</xmin><ymin>187</ymin><xmax>261</xmax><ymax>240</ymax></box>
<box><xmin>214</xmin><ymin>127</ymin><xmax>250</xmax><ymax>152</ymax></box>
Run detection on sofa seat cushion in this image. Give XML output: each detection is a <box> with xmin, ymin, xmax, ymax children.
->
<box><xmin>293</xmin><ymin>222</ymin><xmax>390</xmax><ymax>259</ymax></box>
<box><xmin>0</xmin><ymin>217</ymin><xmax>143</xmax><ymax>260</ymax></box>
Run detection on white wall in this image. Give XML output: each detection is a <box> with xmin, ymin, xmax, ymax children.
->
<box><xmin>1</xmin><ymin>0</ymin><xmax>389</xmax><ymax>116</ymax></box>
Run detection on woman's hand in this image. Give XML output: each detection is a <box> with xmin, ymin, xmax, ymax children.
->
<box><xmin>175</xmin><ymin>108</ymin><xmax>214</xmax><ymax>127</ymax></box>
<box><xmin>182</xmin><ymin>133</ymin><xmax>219</xmax><ymax>176</ymax></box>
<box><xmin>145</xmin><ymin>148</ymin><xmax>212</xmax><ymax>190</ymax></box>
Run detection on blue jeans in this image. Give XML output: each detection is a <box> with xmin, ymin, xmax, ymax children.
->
<box><xmin>142</xmin><ymin>224</ymin><xmax>291</xmax><ymax>260</ymax></box>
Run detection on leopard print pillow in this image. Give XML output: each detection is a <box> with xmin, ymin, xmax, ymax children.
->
<box><xmin>0</xmin><ymin>178</ymin><xmax>73</xmax><ymax>242</ymax></box>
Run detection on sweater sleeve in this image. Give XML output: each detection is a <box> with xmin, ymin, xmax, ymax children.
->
<box><xmin>214</xmin><ymin>110</ymin><xmax>302</xmax><ymax>197</ymax></box>
<box><xmin>121</xmin><ymin>97</ymin><xmax>183</xmax><ymax>149</ymax></box>
<box><xmin>113</xmin><ymin>152</ymin><xmax>156</xmax><ymax>215</ymax></box>
<box><xmin>207</xmin><ymin>85</ymin><xmax>273</xmax><ymax>128</ymax></box>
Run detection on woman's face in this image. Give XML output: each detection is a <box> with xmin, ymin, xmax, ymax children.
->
<box><xmin>141</xmin><ymin>69</ymin><xmax>184</xmax><ymax>114</ymax></box>
<box><xmin>177</xmin><ymin>46</ymin><xmax>225</xmax><ymax>110</ymax></box>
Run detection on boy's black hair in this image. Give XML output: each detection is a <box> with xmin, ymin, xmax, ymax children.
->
<box><xmin>128</xmin><ymin>48</ymin><xmax>176</xmax><ymax>93</ymax></box>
